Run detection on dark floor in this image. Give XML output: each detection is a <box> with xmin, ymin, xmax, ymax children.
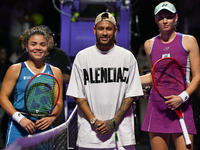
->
<box><xmin>135</xmin><ymin>131</ymin><xmax>177</xmax><ymax>150</ymax></box>
<box><xmin>135</xmin><ymin>131</ymin><xmax>151</xmax><ymax>150</ymax></box>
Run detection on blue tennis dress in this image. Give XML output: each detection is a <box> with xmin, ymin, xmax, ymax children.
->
<box><xmin>5</xmin><ymin>62</ymin><xmax>53</xmax><ymax>147</ymax></box>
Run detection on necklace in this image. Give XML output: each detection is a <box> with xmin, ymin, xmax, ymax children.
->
<box><xmin>26</xmin><ymin>61</ymin><xmax>44</xmax><ymax>73</ymax></box>
<box><xmin>37</xmin><ymin>69</ymin><xmax>42</xmax><ymax>73</ymax></box>
<box><xmin>35</xmin><ymin>65</ymin><xmax>44</xmax><ymax>73</ymax></box>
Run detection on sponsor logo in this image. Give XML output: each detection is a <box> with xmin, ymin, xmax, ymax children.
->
<box><xmin>162</xmin><ymin>54</ymin><xmax>170</xmax><ymax>58</ymax></box>
<box><xmin>23</xmin><ymin>76</ymin><xmax>32</xmax><ymax>80</ymax></box>
<box><xmin>164</xmin><ymin>47</ymin><xmax>169</xmax><ymax>51</ymax></box>
<box><xmin>162</xmin><ymin>4</ymin><xmax>168</xmax><ymax>7</ymax></box>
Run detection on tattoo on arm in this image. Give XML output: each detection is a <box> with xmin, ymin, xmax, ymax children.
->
<box><xmin>75</xmin><ymin>98</ymin><xmax>94</xmax><ymax>117</ymax></box>
<box><xmin>105</xmin><ymin>120</ymin><xmax>114</xmax><ymax>131</ymax></box>
<box><xmin>75</xmin><ymin>99</ymin><xmax>87</xmax><ymax>106</ymax></box>
<box><xmin>115</xmin><ymin>98</ymin><xmax>133</xmax><ymax>124</ymax></box>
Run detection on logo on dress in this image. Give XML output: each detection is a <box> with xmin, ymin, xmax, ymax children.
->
<box><xmin>23</xmin><ymin>76</ymin><xmax>32</xmax><ymax>80</ymax></box>
<box><xmin>162</xmin><ymin>54</ymin><xmax>170</xmax><ymax>58</ymax></box>
<box><xmin>164</xmin><ymin>47</ymin><xmax>169</xmax><ymax>50</ymax></box>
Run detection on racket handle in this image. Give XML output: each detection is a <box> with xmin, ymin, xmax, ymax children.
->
<box><xmin>179</xmin><ymin>118</ymin><xmax>191</xmax><ymax>145</ymax></box>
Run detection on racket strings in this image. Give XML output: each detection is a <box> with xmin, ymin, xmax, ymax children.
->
<box><xmin>153</xmin><ymin>59</ymin><xmax>185</xmax><ymax>97</ymax></box>
<box><xmin>25</xmin><ymin>74</ymin><xmax>59</xmax><ymax>117</ymax></box>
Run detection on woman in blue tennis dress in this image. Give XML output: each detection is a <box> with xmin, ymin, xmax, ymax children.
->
<box><xmin>0</xmin><ymin>27</ymin><xmax>63</xmax><ymax>147</ymax></box>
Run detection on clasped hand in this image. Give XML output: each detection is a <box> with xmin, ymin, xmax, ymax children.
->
<box><xmin>94</xmin><ymin>119</ymin><xmax>114</xmax><ymax>135</ymax></box>
<box><xmin>164</xmin><ymin>95</ymin><xmax>183</xmax><ymax>110</ymax></box>
<box><xmin>20</xmin><ymin>117</ymin><xmax>54</xmax><ymax>134</ymax></box>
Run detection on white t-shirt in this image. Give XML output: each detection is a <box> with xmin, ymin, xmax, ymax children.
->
<box><xmin>67</xmin><ymin>44</ymin><xmax>143</xmax><ymax>148</ymax></box>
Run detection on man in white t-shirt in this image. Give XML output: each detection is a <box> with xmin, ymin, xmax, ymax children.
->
<box><xmin>66</xmin><ymin>12</ymin><xmax>143</xmax><ymax>150</ymax></box>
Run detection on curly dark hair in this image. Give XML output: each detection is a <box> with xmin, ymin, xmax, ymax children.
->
<box><xmin>20</xmin><ymin>26</ymin><xmax>49</xmax><ymax>49</ymax></box>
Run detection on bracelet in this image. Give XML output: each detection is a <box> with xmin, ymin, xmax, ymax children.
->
<box><xmin>12</xmin><ymin>112</ymin><xmax>25</xmax><ymax>124</ymax></box>
<box><xmin>178</xmin><ymin>91</ymin><xmax>189</xmax><ymax>103</ymax></box>
<box><xmin>111</xmin><ymin>118</ymin><xmax>118</xmax><ymax>142</ymax></box>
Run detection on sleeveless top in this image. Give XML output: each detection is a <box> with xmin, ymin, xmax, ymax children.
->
<box><xmin>150</xmin><ymin>33</ymin><xmax>191</xmax><ymax>105</ymax></box>
<box><xmin>13</xmin><ymin>62</ymin><xmax>53</xmax><ymax>112</ymax></box>
<box><xmin>141</xmin><ymin>33</ymin><xmax>196</xmax><ymax>134</ymax></box>
<box><xmin>151</xmin><ymin>32</ymin><xmax>190</xmax><ymax>84</ymax></box>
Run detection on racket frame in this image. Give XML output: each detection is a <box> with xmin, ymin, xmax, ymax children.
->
<box><xmin>152</xmin><ymin>57</ymin><xmax>191</xmax><ymax>145</ymax></box>
<box><xmin>24</xmin><ymin>73</ymin><xmax>61</xmax><ymax>119</ymax></box>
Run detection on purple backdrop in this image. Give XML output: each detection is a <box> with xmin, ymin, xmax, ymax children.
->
<box><xmin>60</xmin><ymin>0</ymin><xmax>130</xmax><ymax>56</ymax></box>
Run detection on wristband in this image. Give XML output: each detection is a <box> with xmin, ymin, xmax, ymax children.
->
<box><xmin>12</xmin><ymin>112</ymin><xmax>25</xmax><ymax>124</ymax></box>
<box><xmin>178</xmin><ymin>91</ymin><xmax>189</xmax><ymax>103</ymax></box>
<box><xmin>111</xmin><ymin>118</ymin><xmax>118</xmax><ymax>142</ymax></box>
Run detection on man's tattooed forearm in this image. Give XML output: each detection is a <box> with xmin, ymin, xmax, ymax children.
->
<box><xmin>115</xmin><ymin>98</ymin><xmax>133</xmax><ymax>124</ymax></box>
<box><xmin>76</xmin><ymin>99</ymin><xmax>86</xmax><ymax>106</ymax></box>
<box><xmin>105</xmin><ymin>120</ymin><xmax>114</xmax><ymax>131</ymax></box>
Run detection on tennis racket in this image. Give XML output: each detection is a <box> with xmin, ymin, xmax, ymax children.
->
<box><xmin>152</xmin><ymin>57</ymin><xmax>191</xmax><ymax>145</ymax></box>
<box><xmin>24</xmin><ymin>73</ymin><xmax>60</xmax><ymax>119</ymax></box>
